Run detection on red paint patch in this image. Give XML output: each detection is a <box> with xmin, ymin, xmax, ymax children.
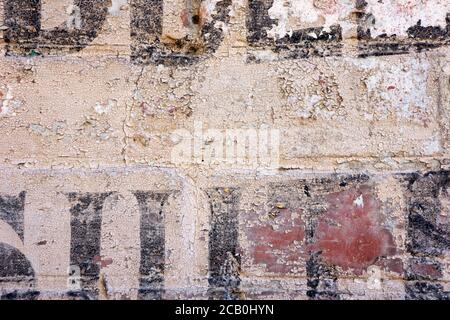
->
<box><xmin>167</xmin><ymin>105</ymin><xmax>177</xmax><ymax>114</ymax></box>
<box><xmin>387</xmin><ymin>85</ymin><xmax>396</xmax><ymax>90</ymax></box>
<box><xmin>180</xmin><ymin>9</ymin><xmax>190</xmax><ymax>28</ymax></box>
<box><xmin>247</xmin><ymin>208</ymin><xmax>305</xmax><ymax>273</ymax></box>
<box><xmin>310</xmin><ymin>186</ymin><xmax>396</xmax><ymax>275</ymax></box>
<box><xmin>410</xmin><ymin>260</ymin><xmax>442</xmax><ymax>280</ymax></box>
<box><xmin>140</xmin><ymin>102</ymin><xmax>150</xmax><ymax>115</ymax></box>
<box><xmin>395</xmin><ymin>0</ymin><xmax>416</xmax><ymax>15</ymax></box>
<box><xmin>376</xmin><ymin>258</ymin><xmax>404</xmax><ymax>274</ymax></box>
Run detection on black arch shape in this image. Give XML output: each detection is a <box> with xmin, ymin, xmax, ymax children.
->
<box><xmin>0</xmin><ymin>243</ymin><xmax>39</xmax><ymax>300</ymax></box>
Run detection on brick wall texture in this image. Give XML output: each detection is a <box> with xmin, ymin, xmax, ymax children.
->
<box><xmin>0</xmin><ymin>0</ymin><xmax>449</xmax><ymax>300</ymax></box>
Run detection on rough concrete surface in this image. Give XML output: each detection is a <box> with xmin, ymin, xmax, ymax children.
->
<box><xmin>0</xmin><ymin>0</ymin><xmax>449</xmax><ymax>300</ymax></box>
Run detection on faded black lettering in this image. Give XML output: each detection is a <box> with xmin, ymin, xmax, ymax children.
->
<box><xmin>403</xmin><ymin>171</ymin><xmax>450</xmax><ymax>300</ymax></box>
<box><xmin>206</xmin><ymin>188</ymin><xmax>241</xmax><ymax>300</ymax></box>
<box><xmin>130</xmin><ymin>0</ymin><xmax>231</xmax><ymax>65</ymax></box>
<box><xmin>4</xmin><ymin>0</ymin><xmax>108</xmax><ymax>55</ymax></box>
<box><xmin>133</xmin><ymin>191</ymin><xmax>170</xmax><ymax>300</ymax></box>
<box><xmin>66</xmin><ymin>192</ymin><xmax>114</xmax><ymax>300</ymax></box>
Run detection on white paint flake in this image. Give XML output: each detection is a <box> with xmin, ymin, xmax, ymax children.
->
<box><xmin>365</xmin><ymin>0</ymin><xmax>450</xmax><ymax>37</ymax></box>
<box><xmin>354</xmin><ymin>194</ymin><xmax>364</xmax><ymax>208</ymax></box>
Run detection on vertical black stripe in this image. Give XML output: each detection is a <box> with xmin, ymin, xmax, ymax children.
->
<box><xmin>4</xmin><ymin>0</ymin><xmax>108</xmax><ymax>55</ymax></box>
<box><xmin>0</xmin><ymin>191</ymin><xmax>39</xmax><ymax>300</ymax></box>
<box><xmin>66</xmin><ymin>192</ymin><xmax>113</xmax><ymax>300</ymax></box>
<box><xmin>133</xmin><ymin>191</ymin><xmax>169</xmax><ymax>300</ymax></box>
<box><xmin>0</xmin><ymin>191</ymin><xmax>26</xmax><ymax>241</ymax></box>
<box><xmin>403</xmin><ymin>171</ymin><xmax>450</xmax><ymax>300</ymax></box>
<box><xmin>206</xmin><ymin>188</ymin><xmax>241</xmax><ymax>300</ymax></box>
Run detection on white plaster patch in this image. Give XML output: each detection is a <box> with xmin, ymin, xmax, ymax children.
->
<box><xmin>0</xmin><ymin>85</ymin><xmax>21</xmax><ymax>117</ymax></box>
<box><xmin>367</xmin><ymin>265</ymin><xmax>382</xmax><ymax>290</ymax></box>
<box><xmin>29</xmin><ymin>124</ymin><xmax>49</xmax><ymax>136</ymax></box>
<box><xmin>41</xmin><ymin>0</ymin><xmax>72</xmax><ymax>30</ymax></box>
<box><xmin>108</xmin><ymin>0</ymin><xmax>128</xmax><ymax>16</ymax></box>
<box><xmin>423</xmin><ymin>135</ymin><xmax>441</xmax><ymax>155</ymax></box>
<box><xmin>296</xmin><ymin>94</ymin><xmax>322</xmax><ymax>119</ymax></box>
<box><xmin>67</xmin><ymin>5</ymin><xmax>82</xmax><ymax>30</ymax></box>
<box><xmin>249</xmin><ymin>49</ymin><xmax>279</xmax><ymax>61</ymax></box>
<box><xmin>365</xmin><ymin>0</ymin><xmax>450</xmax><ymax>37</ymax></box>
<box><xmin>353</xmin><ymin>194</ymin><xmax>364</xmax><ymax>208</ymax></box>
<box><xmin>94</xmin><ymin>99</ymin><xmax>117</xmax><ymax>115</ymax></box>
<box><xmin>266</xmin><ymin>0</ymin><xmax>354</xmax><ymax>39</ymax></box>
<box><xmin>203</xmin><ymin>0</ymin><xmax>222</xmax><ymax>16</ymax></box>
<box><xmin>355</xmin><ymin>57</ymin><xmax>431</xmax><ymax>120</ymax></box>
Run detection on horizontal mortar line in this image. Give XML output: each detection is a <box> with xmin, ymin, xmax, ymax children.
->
<box><xmin>1</xmin><ymin>287</ymin><xmax>208</xmax><ymax>292</ymax></box>
<box><xmin>0</xmin><ymin>40</ymin><xmax>449</xmax><ymax>52</ymax></box>
<box><xmin>0</xmin><ymin>42</ymin><xmax>129</xmax><ymax>48</ymax></box>
<box><xmin>5</xmin><ymin>274</ymin><xmax>450</xmax><ymax>283</ymax></box>
<box><xmin>0</xmin><ymin>53</ymin><xmax>132</xmax><ymax>63</ymax></box>
<box><xmin>15</xmin><ymin>155</ymin><xmax>447</xmax><ymax>162</ymax></box>
<box><xmin>279</xmin><ymin>154</ymin><xmax>448</xmax><ymax>161</ymax></box>
<box><xmin>5</xmin><ymin>271</ymin><xmax>450</xmax><ymax>282</ymax></box>
<box><xmin>2</xmin><ymin>156</ymin><xmax>448</xmax><ymax>163</ymax></box>
<box><xmin>0</xmin><ymin>166</ymin><xmax>438</xmax><ymax>177</ymax></box>
<box><xmin>5</xmin><ymin>279</ymin><xmax>450</xmax><ymax>287</ymax></box>
<box><xmin>24</xmin><ymin>269</ymin><xmax>450</xmax><ymax>280</ymax></box>
<box><xmin>21</xmin><ymin>273</ymin><xmax>143</xmax><ymax>278</ymax></box>
<box><xmin>241</xmin><ymin>274</ymin><xmax>450</xmax><ymax>283</ymax></box>
<box><xmin>0</xmin><ymin>160</ymin><xmax>448</xmax><ymax>176</ymax></box>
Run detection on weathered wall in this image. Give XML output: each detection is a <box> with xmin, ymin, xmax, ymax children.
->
<box><xmin>0</xmin><ymin>0</ymin><xmax>449</xmax><ymax>300</ymax></box>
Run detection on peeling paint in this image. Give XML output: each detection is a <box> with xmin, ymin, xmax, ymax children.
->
<box><xmin>0</xmin><ymin>0</ymin><xmax>449</xmax><ymax>301</ymax></box>
<box><xmin>267</xmin><ymin>0</ymin><xmax>354</xmax><ymax>39</ymax></box>
<box><xmin>365</xmin><ymin>0</ymin><xmax>449</xmax><ymax>38</ymax></box>
<box><xmin>94</xmin><ymin>99</ymin><xmax>117</xmax><ymax>115</ymax></box>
